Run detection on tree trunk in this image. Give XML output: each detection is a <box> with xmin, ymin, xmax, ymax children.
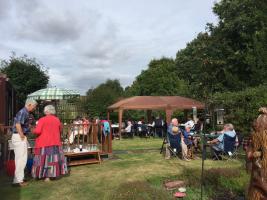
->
<box><xmin>247</xmin><ymin>130</ymin><xmax>267</xmax><ymax>200</ymax></box>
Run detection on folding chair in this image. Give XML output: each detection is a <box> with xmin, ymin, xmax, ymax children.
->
<box><xmin>166</xmin><ymin>131</ymin><xmax>181</xmax><ymax>159</ymax></box>
<box><xmin>126</xmin><ymin>126</ymin><xmax>134</xmax><ymax>138</ymax></box>
<box><xmin>213</xmin><ymin>134</ymin><xmax>237</xmax><ymax>161</ymax></box>
<box><xmin>137</xmin><ymin>124</ymin><xmax>149</xmax><ymax>138</ymax></box>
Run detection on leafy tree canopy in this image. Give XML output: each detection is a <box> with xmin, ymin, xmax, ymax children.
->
<box><xmin>84</xmin><ymin>79</ymin><xmax>124</xmax><ymax>118</ymax></box>
<box><xmin>126</xmin><ymin>57</ymin><xmax>189</xmax><ymax>97</ymax></box>
<box><xmin>0</xmin><ymin>54</ymin><xmax>49</xmax><ymax>106</ymax></box>
<box><xmin>175</xmin><ymin>0</ymin><xmax>267</xmax><ymax>99</ymax></box>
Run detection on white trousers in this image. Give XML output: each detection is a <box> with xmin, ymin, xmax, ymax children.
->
<box><xmin>165</xmin><ymin>143</ymin><xmax>171</xmax><ymax>159</ymax></box>
<box><xmin>181</xmin><ymin>139</ymin><xmax>188</xmax><ymax>159</ymax></box>
<box><xmin>12</xmin><ymin>134</ymin><xmax>28</xmax><ymax>183</ymax></box>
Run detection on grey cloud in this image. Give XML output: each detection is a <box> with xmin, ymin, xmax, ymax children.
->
<box><xmin>17</xmin><ymin>13</ymin><xmax>82</xmax><ymax>42</ymax></box>
<box><xmin>79</xmin><ymin>21</ymin><xmax>119</xmax><ymax>59</ymax></box>
<box><xmin>68</xmin><ymin>70</ymin><xmax>132</xmax><ymax>93</ymax></box>
<box><xmin>38</xmin><ymin>16</ymin><xmax>81</xmax><ymax>41</ymax></box>
<box><xmin>12</xmin><ymin>1</ymin><xmax>100</xmax><ymax>43</ymax></box>
<box><xmin>0</xmin><ymin>0</ymin><xmax>11</xmax><ymax>19</ymax></box>
<box><xmin>13</xmin><ymin>0</ymin><xmax>40</xmax><ymax>13</ymax></box>
<box><xmin>72</xmin><ymin>20</ymin><xmax>130</xmax><ymax>70</ymax></box>
<box><xmin>82</xmin><ymin>42</ymin><xmax>114</xmax><ymax>60</ymax></box>
<box><xmin>0</xmin><ymin>0</ymin><xmax>217</xmax><ymax>95</ymax></box>
<box><xmin>48</xmin><ymin>61</ymin><xmax>132</xmax><ymax>94</ymax></box>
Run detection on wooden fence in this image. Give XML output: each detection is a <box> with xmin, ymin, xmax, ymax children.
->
<box><xmin>62</xmin><ymin>122</ymin><xmax>112</xmax><ymax>154</ymax></box>
<box><xmin>0</xmin><ymin>122</ymin><xmax>112</xmax><ymax>167</ymax></box>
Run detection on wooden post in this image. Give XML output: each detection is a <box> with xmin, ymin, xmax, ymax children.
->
<box><xmin>107</xmin><ymin>111</ymin><xmax>110</xmax><ymax>121</ymax></box>
<box><xmin>108</xmin><ymin>122</ymin><xmax>112</xmax><ymax>153</ymax></box>
<box><xmin>184</xmin><ymin>109</ymin><xmax>188</xmax><ymax>121</ymax></box>
<box><xmin>118</xmin><ymin>109</ymin><xmax>123</xmax><ymax>139</ymax></box>
<box><xmin>0</xmin><ymin>76</ymin><xmax>7</xmax><ymax>125</ymax></box>
<box><xmin>147</xmin><ymin>110</ymin><xmax>152</xmax><ymax>123</ymax></box>
<box><xmin>165</xmin><ymin>109</ymin><xmax>173</xmax><ymax>124</ymax></box>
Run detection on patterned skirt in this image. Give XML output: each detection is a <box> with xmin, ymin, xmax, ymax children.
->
<box><xmin>32</xmin><ymin>146</ymin><xmax>68</xmax><ymax>179</ymax></box>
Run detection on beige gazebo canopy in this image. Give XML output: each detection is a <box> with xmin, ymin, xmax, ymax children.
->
<box><xmin>107</xmin><ymin>96</ymin><xmax>205</xmax><ymax>137</ymax></box>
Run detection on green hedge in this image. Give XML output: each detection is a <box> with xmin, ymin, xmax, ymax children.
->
<box><xmin>211</xmin><ymin>84</ymin><xmax>267</xmax><ymax>135</ymax></box>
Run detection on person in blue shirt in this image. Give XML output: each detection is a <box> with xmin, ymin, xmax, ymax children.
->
<box><xmin>181</xmin><ymin>125</ymin><xmax>193</xmax><ymax>161</ymax></box>
<box><xmin>207</xmin><ymin>123</ymin><xmax>236</xmax><ymax>159</ymax></box>
<box><xmin>165</xmin><ymin>118</ymin><xmax>180</xmax><ymax>159</ymax></box>
<box><xmin>182</xmin><ymin>126</ymin><xmax>193</xmax><ymax>146</ymax></box>
<box><xmin>12</xmin><ymin>99</ymin><xmax>37</xmax><ymax>186</ymax></box>
<box><xmin>167</xmin><ymin>118</ymin><xmax>179</xmax><ymax>135</ymax></box>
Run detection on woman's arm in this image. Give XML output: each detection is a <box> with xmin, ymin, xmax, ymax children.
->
<box><xmin>33</xmin><ymin>119</ymin><xmax>43</xmax><ymax>135</ymax></box>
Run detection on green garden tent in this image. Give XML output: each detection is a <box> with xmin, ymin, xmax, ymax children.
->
<box><xmin>27</xmin><ymin>87</ymin><xmax>80</xmax><ymax>100</ymax></box>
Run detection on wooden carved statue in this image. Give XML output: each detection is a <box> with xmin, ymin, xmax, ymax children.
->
<box><xmin>247</xmin><ymin>107</ymin><xmax>267</xmax><ymax>199</ymax></box>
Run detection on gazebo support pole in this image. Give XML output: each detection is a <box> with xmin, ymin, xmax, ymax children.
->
<box><xmin>184</xmin><ymin>109</ymin><xmax>188</xmax><ymax>121</ymax></box>
<box><xmin>147</xmin><ymin>110</ymin><xmax>152</xmax><ymax>122</ymax></box>
<box><xmin>118</xmin><ymin>109</ymin><xmax>123</xmax><ymax>139</ymax></box>
<box><xmin>107</xmin><ymin>111</ymin><xmax>110</xmax><ymax>121</ymax></box>
<box><xmin>165</xmin><ymin>109</ymin><xmax>173</xmax><ymax>125</ymax></box>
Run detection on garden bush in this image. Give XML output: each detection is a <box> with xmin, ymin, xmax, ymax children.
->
<box><xmin>211</xmin><ymin>84</ymin><xmax>267</xmax><ymax>135</ymax></box>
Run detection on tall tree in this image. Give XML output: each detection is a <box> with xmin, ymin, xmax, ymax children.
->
<box><xmin>0</xmin><ymin>54</ymin><xmax>49</xmax><ymax>106</ymax></box>
<box><xmin>175</xmin><ymin>0</ymin><xmax>267</xmax><ymax>99</ymax></box>
<box><xmin>176</xmin><ymin>33</ymin><xmax>230</xmax><ymax>98</ymax></box>
<box><xmin>84</xmin><ymin>79</ymin><xmax>124</xmax><ymax>118</ymax></box>
<box><xmin>212</xmin><ymin>0</ymin><xmax>267</xmax><ymax>87</ymax></box>
<box><xmin>126</xmin><ymin>57</ymin><xmax>188</xmax><ymax>97</ymax></box>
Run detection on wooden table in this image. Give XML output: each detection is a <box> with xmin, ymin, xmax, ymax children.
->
<box><xmin>64</xmin><ymin>151</ymin><xmax>101</xmax><ymax>166</ymax></box>
<box><xmin>192</xmin><ymin>133</ymin><xmax>219</xmax><ymax>139</ymax></box>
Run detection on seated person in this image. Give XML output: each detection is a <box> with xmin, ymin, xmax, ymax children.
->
<box><xmin>137</xmin><ymin>118</ymin><xmax>144</xmax><ymax>132</ymax></box>
<box><xmin>122</xmin><ymin>120</ymin><xmax>132</xmax><ymax>136</ymax></box>
<box><xmin>155</xmin><ymin>116</ymin><xmax>164</xmax><ymax>137</ymax></box>
<box><xmin>184</xmin><ymin>118</ymin><xmax>195</xmax><ymax>130</ymax></box>
<box><xmin>82</xmin><ymin>117</ymin><xmax>90</xmax><ymax>134</ymax></box>
<box><xmin>137</xmin><ymin>118</ymin><xmax>147</xmax><ymax>136</ymax></box>
<box><xmin>207</xmin><ymin>123</ymin><xmax>236</xmax><ymax>159</ymax></box>
<box><xmin>147</xmin><ymin>118</ymin><xmax>155</xmax><ymax>136</ymax></box>
<box><xmin>181</xmin><ymin>125</ymin><xmax>193</xmax><ymax>161</ymax></box>
<box><xmin>186</xmin><ymin>119</ymin><xmax>202</xmax><ymax>151</ymax></box>
<box><xmin>182</xmin><ymin>125</ymin><xmax>193</xmax><ymax>146</ymax></box>
<box><xmin>165</xmin><ymin>118</ymin><xmax>181</xmax><ymax>159</ymax></box>
<box><xmin>194</xmin><ymin>117</ymin><xmax>204</xmax><ymax>133</ymax></box>
<box><xmin>167</xmin><ymin>118</ymin><xmax>180</xmax><ymax>136</ymax></box>
<box><xmin>69</xmin><ymin>116</ymin><xmax>83</xmax><ymax>144</ymax></box>
<box><xmin>132</xmin><ymin>121</ymin><xmax>138</xmax><ymax>135</ymax></box>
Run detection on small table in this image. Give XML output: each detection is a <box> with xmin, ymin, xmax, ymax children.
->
<box><xmin>64</xmin><ymin>151</ymin><xmax>101</xmax><ymax>166</ymax></box>
<box><xmin>192</xmin><ymin>133</ymin><xmax>219</xmax><ymax>139</ymax></box>
<box><xmin>111</xmin><ymin>124</ymin><xmax>119</xmax><ymax>137</ymax></box>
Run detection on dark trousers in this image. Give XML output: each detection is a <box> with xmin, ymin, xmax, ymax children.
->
<box><xmin>155</xmin><ymin>127</ymin><xmax>163</xmax><ymax>137</ymax></box>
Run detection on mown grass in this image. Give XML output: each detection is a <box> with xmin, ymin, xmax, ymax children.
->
<box><xmin>0</xmin><ymin>138</ymin><xmax>249</xmax><ymax>200</ymax></box>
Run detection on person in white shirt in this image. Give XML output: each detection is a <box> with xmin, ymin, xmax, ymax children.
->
<box><xmin>122</xmin><ymin>120</ymin><xmax>132</xmax><ymax>137</ymax></box>
<box><xmin>184</xmin><ymin>118</ymin><xmax>195</xmax><ymax>130</ymax></box>
<box><xmin>124</xmin><ymin>121</ymin><xmax>132</xmax><ymax>133</ymax></box>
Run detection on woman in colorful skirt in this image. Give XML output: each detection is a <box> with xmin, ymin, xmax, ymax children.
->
<box><xmin>32</xmin><ymin>105</ymin><xmax>68</xmax><ymax>181</ymax></box>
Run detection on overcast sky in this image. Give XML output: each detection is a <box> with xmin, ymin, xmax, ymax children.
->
<box><xmin>0</xmin><ymin>0</ymin><xmax>218</xmax><ymax>94</ymax></box>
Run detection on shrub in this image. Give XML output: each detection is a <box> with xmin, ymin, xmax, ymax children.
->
<box><xmin>211</xmin><ymin>85</ymin><xmax>267</xmax><ymax>135</ymax></box>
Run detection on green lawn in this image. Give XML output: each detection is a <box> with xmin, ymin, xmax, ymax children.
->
<box><xmin>0</xmin><ymin>138</ymin><xmax>249</xmax><ymax>200</ymax></box>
